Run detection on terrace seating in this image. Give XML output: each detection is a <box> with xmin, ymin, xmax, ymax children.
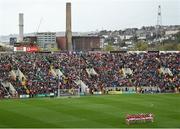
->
<box><xmin>0</xmin><ymin>52</ymin><xmax>179</xmax><ymax>97</ymax></box>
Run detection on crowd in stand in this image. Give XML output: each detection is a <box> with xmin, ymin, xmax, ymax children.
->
<box><xmin>0</xmin><ymin>52</ymin><xmax>179</xmax><ymax>98</ymax></box>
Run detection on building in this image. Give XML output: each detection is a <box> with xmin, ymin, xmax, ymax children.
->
<box><xmin>37</xmin><ymin>32</ymin><xmax>56</xmax><ymax>50</ymax></box>
<box><xmin>72</xmin><ymin>36</ymin><xmax>100</xmax><ymax>51</ymax></box>
<box><xmin>56</xmin><ymin>36</ymin><xmax>101</xmax><ymax>51</ymax></box>
<box><xmin>56</xmin><ymin>37</ymin><xmax>66</xmax><ymax>51</ymax></box>
<box><xmin>165</xmin><ymin>30</ymin><xmax>179</xmax><ymax>36</ymax></box>
<box><xmin>9</xmin><ymin>37</ymin><xmax>17</xmax><ymax>45</ymax></box>
<box><xmin>23</xmin><ymin>36</ymin><xmax>37</xmax><ymax>44</ymax></box>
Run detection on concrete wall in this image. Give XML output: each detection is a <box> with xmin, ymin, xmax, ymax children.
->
<box><xmin>57</xmin><ymin>36</ymin><xmax>100</xmax><ymax>51</ymax></box>
<box><xmin>56</xmin><ymin>37</ymin><xmax>66</xmax><ymax>50</ymax></box>
<box><xmin>72</xmin><ymin>36</ymin><xmax>100</xmax><ymax>51</ymax></box>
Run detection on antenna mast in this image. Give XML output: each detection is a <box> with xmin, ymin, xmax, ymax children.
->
<box><xmin>156</xmin><ymin>5</ymin><xmax>162</xmax><ymax>41</ymax></box>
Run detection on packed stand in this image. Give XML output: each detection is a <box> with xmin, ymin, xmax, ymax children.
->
<box><xmin>0</xmin><ymin>52</ymin><xmax>179</xmax><ymax>97</ymax></box>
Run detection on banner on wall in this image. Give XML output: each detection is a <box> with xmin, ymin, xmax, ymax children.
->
<box><xmin>14</xmin><ymin>46</ymin><xmax>39</xmax><ymax>52</ymax></box>
<box><xmin>26</xmin><ymin>46</ymin><xmax>39</xmax><ymax>52</ymax></box>
<box><xmin>14</xmin><ymin>47</ymin><xmax>26</xmax><ymax>52</ymax></box>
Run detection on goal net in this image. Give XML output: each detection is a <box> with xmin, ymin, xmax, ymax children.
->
<box><xmin>57</xmin><ymin>88</ymin><xmax>80</xmax><ymax>98</ymax></box>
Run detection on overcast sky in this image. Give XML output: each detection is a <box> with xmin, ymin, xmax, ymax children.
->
<box><xmin>0</xmin><ymin>0</ymin><xmax>180</xmax><ymax>35</ymax></box>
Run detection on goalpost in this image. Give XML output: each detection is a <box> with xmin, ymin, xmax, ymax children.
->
<box><xmin>57</xmin><ymin>88</ymin><xmax>80</xmax><ymax>98</ymax></box>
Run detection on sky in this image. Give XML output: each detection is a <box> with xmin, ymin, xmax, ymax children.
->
<box><xmin>0</xmin><ymin>0</ymin><xmax>180</xmax><ymax>35</ymax></box>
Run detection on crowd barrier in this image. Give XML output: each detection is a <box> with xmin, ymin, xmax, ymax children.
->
<box><xmin>108</xmin><ymin>91</ymin><xmax>136</xmax><ymax>95</ymax></box>
<box><xmin>19</xmin><ymin>93</ymin><xmax>55</xmax><ymax>98</ymax></box>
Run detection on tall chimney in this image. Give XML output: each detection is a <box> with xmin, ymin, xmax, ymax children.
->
<box><xmin>19</xmin><ymin>13</ymin><xmax>24</xmax><ymax>42</ymax></box>
<box><xmin>66</xmin><ymin>2</ymin><xmax>72</xmax><ymax>51</ymax></box>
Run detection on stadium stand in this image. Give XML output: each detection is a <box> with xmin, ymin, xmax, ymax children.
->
<box><xmin>0</xmin><ymin>51</ymin><xmax>179</xmax><ymax>98</ymax></box>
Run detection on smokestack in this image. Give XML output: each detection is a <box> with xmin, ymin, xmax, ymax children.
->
<box><xmin>66</xmin><ymin>2</ymin><xmax>72</xmax><ymax>51</ymax></box>
<box><xmin>18</xmin><ymin>13</ymin><xmax>24</xmax><ymax>42</ymax></box>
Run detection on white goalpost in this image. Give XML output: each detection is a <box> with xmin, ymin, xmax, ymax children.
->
<box><xmin>57</xmin><ymin>88</ymin><xmax>80</xmax><ymax>98</ymax></box>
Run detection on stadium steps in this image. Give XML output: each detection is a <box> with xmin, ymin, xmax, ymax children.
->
<box><xmin>159</xmin><ymin>67</ymin><xmax>173</xmax><ymax>76</ymax></box>
<box><xmin>1</xmin><ymin>81</ymin><xmax>14</xmax><ymax>97</ymax></box>
<box><xmin>86</xmin><ymin>68</ymin><xmax>98</xmax><ymax>77</ymax></box>
<box><xmin>10</xmin><ymin>69</ymin><xmax>29</xmax><ymax>94</ymax></box>
<box><xmin>9</xmin><ymin>70</ymin><xmax>16</xmax><ymax>80</ymax></box>
<box><xmin>122</xmin><ymin>68</ymin><xmax>133</xmax><ymax>77</ymax></box>
<box><xmin>74</xmin><ymin>80</ymin><xmax>88</xmax><ymax>93</ymax></box>
<box><xmin>10</xmin><ymin>69</ymin><xmax>27</xmax><ymax>82</ymax></box>
<box><xmin>49</xmin><ymin>68</ymin><xmax>64</xmax><ymax>79</ymax></box>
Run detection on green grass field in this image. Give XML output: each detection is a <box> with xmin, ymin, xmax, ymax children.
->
<box><xmin>0</xmin><ymin>94</ymin><xmax>180</xmax><ymax>128</ymax></box>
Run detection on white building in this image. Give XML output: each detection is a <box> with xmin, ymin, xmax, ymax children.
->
<box><xmin>100</xmin><ymin>37</ymin><xmax>105</xmax><ymax>48</ymax></box>
<box><xmin>37</xmin><ymin>32</ymin><xmax>56</xmax><ymax>49</ymax></box>
<box><xmin>165</xmin><ymin>30</ymin><xmax>179</xmax><ymax>35</ymax></box>
<box><xmin>119</xmin><ymin>35</ymin><xmax>133</xmax><ymax>40</ymax></box>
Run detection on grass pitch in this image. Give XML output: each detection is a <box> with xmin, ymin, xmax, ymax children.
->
<box><xmin>0</xmin><ymin>94</ymin><xmax>180</xmax><ymax>128</ymax></box>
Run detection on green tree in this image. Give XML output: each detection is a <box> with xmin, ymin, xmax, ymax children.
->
<box><xmin>158</xmin><ymin>43</ymin><xmax>180</xmax><ymax>51</ymax></box>
<box><xmin>134</xmin><ymin>41</ymin><xmax>148</xmax><ymax>51</ymax></box>
<box><xmin>0</xmin><ymin>46</ymin><xmax>7</xmax><ymax>51</ymax></box>
<box><xmin>103</xmin><ymin>44</ymin><xmax>115</xmax><ymax>51</ymax></box>
<box><xmin>174</xmin><ymin>32</ymin><xmax>180</xmax><ymax>43</ymax></box>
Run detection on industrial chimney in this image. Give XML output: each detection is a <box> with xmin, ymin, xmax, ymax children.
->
<box><xmin>18</xmin><ymin>13</ymin><xmax>24</xmax><ymax>42</ymax></box>
<box><xmin>66</xmin><ymin>2</ymin><xmax>72</xmax><ymax>51</ymax></box>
